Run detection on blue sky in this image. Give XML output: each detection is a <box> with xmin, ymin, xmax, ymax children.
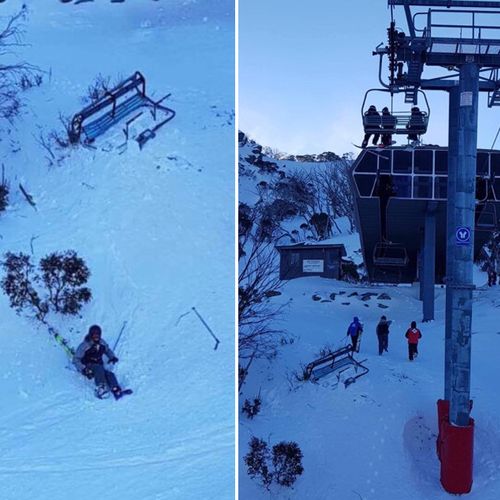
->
<box><xmin>239</xmin><ymin>0</ymin><xmax>500</xmax><ymax>155</ymax></box>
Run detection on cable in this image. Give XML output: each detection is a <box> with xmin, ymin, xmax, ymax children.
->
<box><xmin>490</xmin><ymin>126</ymin><xmax>500</xmax><ymax>151</ymax></box>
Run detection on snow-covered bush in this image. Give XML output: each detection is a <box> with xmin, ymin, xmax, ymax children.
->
<box><xmin>1</xmin><ymin>252</ymin><xmax>47</xmax><ymax>321</ymax></box>
<box><xmin>242</xmin><ymin>396</ymin><xmax>261</xmax><ymax>419</ymax></box>
<box><xmin>19</xmin><ymin>73</ymin><xmax>43</xmax><ymax>91</ymax></box>
<box><xmin>309</xmin><ymin>212</ymin><xmax>331</xmax><ymax>240</ymax></box>
<box><xmin>1</xmin><ymin>250</ymin><xmax>91</xmax><ymax>321</ymax></box>
<box><xmin>244</xmin><ymin>437</ymin><xmax>273</xmax><ymax>489</ymax></box>
<box><xmin>244</xmin><ymin>437</ymin><xmax>304</xmax><ymax>489</ymax></box>
<box><xmin>272</xmin><ymin>441</ymin><xmax>304</xmax><ymax>487</ymax></box>
<box><xmin>238</xmin><ymin>235</ymin><xmax>284</xmax><ymax>360</ymax></box>
<box><xmin>39</xmin><ymin>250</ymin><xmax>91</xmax><ymax>314</ymax></box>
<box><xmin>0</xmin><ymin>6</ymin><xmax>41</xmax><ymax>122</ymax></box>
<box><xmin>342</xmin><ymin>259</ymin><xmax>362</xmax><ymax>282</ymax></box>
<box><xmin>84</xmin><ymin>73</ymin><xmax>111</xmax><ymax>105</ymax></box>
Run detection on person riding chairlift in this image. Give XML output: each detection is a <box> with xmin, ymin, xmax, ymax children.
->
<box><xmin>361</xmin><ymin>105</ymin><xmax>381</xmax><ymax>148</ymax></box>
<box><xmin>381</xmin><ymin>107</ymin><xmax>396</xmax><ymax>147</ymax></box>
<box><xmin>407</xmin><ymin>106</ymin><xmax>425</xmax><ymax>144</ymax></box>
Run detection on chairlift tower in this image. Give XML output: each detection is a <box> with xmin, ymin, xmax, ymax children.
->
<box><xmin>373</xmin><ymin>0</ymin><xmax>500</xmax><ymax>494</ymax></box>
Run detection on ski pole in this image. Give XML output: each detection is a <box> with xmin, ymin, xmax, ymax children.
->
<box><xmin>112</xmin><ymin>320</ymin><xmax>127</xmax><ymax>352</ymax></box>
<box><xmin>192</xmin><ymin>307</ymin><xmax>220</xmax><ymax>350</ymax></box>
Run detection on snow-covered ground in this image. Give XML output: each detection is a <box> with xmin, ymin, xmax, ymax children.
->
<box><xmin>239</xmin><ymin>255</ymin><xmax>500</xmax><ymax>500</ymax></box>
<box><xmin>0</xmin><ymin>2</ymin><xmax>234</xmax><ymax>499</ymax></box>
<box><xmin>238</xmin><ymin>137</ymin><xmax>500</xmax><ymax>499</ymax></box>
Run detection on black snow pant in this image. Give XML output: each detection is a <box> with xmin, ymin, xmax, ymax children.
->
<box><xmin>350</xmin><ymin>334</ymin><xmax>359</xmax><ymax>352</ymax></box>
<box><xmin>408</xmin><ymin>343</ymin><xmax>418</xmax><ymax>361</ymax></box>
<box><xmin>362</xmin><ymin>133</ymin><xmax>380</xmax><ymax>147</ymax></box>
<box><xmin>377</xmin><ymin>333</ymin><xmax>388</xmax><ymax>355</ymax></box>
<box><xmin>87</xmin><ymin>363</ymin><xmax>119</xmax><ymax>390</ymax></box>
<box><xmin>488</xmin><ymin>271</ymin><xmax>497</xmax><ymax>286</ymax></box>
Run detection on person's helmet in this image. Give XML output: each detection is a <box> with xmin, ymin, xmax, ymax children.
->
<box><xmin>89</xmin><ymin>324</ymin><xmax>102</xmax><ymax>341</ymax></box>
<box><xmin>411</xmin><ymin>321</ymin><xmax>417</xmax><ymax>328</ymax></box>
<box><xmin>381</xmin><ymin>315</ymin><xmax>386</xmax><ymax>320</ymax></box>
<box><xmin>382</xmin><ymin>107</ymin><xmax>389</xmax><ymax>112</ymax></box>
<box><xmin>353</xmin><ymin>316</ymin><xmax>359</xmax><ymax>322</ymax></box>
<box><xmin>369</xmin><ymin>105</ymin><xmax>376</xmax><ymax>111</ymax></box>
<box><xmin>412</xmin><ymin>106</ymin><xmax>420</xmax><ymax>112</ymax></box>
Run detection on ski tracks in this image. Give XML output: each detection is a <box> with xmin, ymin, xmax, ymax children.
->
<box><xmin>0</xmin><ymin>423</ymin><xmax>232</xmax><ymax>475</ymax></box>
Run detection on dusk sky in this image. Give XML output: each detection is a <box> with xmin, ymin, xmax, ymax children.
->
<box><xmin>239</xmin><ymin>0</ymin><xmax>500</xmax><ymax>156</ymax></box>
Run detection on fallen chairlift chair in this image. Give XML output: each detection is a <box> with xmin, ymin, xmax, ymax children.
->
<box><xmin>373</xmin><ymin>241</ymin><xmax>409</xmax><ymax>267</ymax></box>
<box><xmin>69</xmin><ymin>71</ymin><xmax>175</xmax><ymax>145</ymax></box>
<box><xmin>362</xmin><ymin>88</ymin><xmax>430</xmax><ymax>137</ymax></box>
<box><xmin>304</xmin><ymin>345</ymin><xmax>369</xmax><ymax>387</ymax></box>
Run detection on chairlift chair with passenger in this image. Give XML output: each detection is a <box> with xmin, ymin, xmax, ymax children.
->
<box><xmin>362</xmin><ymin>88</ymin><xmax>430</xmax><ymax>137</ymax></box>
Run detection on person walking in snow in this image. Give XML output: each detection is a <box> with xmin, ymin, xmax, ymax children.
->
<box><xmin>405</xmin><ymin>321</ymin><xmax>422</xmax><ymax>361</ymax></box>
<box><xmin>73</xmin><ymin>325</ymin><xmax>123</xmax><ymax>399</ymax></box>
<box><xmin>486</xmin><ymin>260</ymin><xmax>497</xmax><ymax>287</ymax></box>
<box><xmin>347</xmin><ymin>316</ymin><xmax>363</xmax><ymax>353</ymax></box>
<box><xmin>376</xmin><ymin>315</ymin><xmax>392</xmax><ymax>355</ymax></box>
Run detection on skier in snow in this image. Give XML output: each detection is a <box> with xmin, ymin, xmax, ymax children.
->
<box><xmin>376</xmin><ymin>315</ymin><xmax>391</xmax><ymax>355</ymax></box>
<box><xmin>73</xmin><ymin>325</ymin><xmax>123</xmax><ymax>399</ymax></box>
<box><xmin>347</xmin><ymin>316</ymin><xmax>363</xmax><ymax>353</ymax></box>
<box><xmin>405</xmin><ymin>321</ymin><xmax>422</xmax><ymax>361</ymax></box>
<box><xmin>361</xmin><ymin>105</ymin><xmax>381</xmax><ymax>148</ymax></box>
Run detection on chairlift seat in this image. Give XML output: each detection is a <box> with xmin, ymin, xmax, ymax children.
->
<box><xmin>373</xmin><ymin>242</ymin><xmax>409</xmax><ymax>267</ymax></box>
<box><xmin>475</xmin><ymin>202</ymin><xmax>498</xmax><ymax>230</ymax></box>
<box><xmin>363</xmin><ymin>112</ymin><xmax>428</xmax><ymax>135</ymax></box>
<box><xmin>82</xmin><ymin>93</ymin><xmax>146</xmax><ymax>141</ymax></box>
<box><xmin>304</xmin><ymin>345</ymin><xmax>369</xmax><ymax>383</ymax></box>
<box><xmin>70</xmin><ymin>71</ymin><xmax>175</xmax><ymax>144</ymax></box>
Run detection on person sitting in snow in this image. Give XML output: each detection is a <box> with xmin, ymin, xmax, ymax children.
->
<box><xmin>73</xmin><ymin>324</ymin><xmax>123</xmax><ymax>399</ymax></box>
<box><xmin>347</xmin><ymin>316</ymin><xmax>363</xmax><ymax>353</ymax></box>
<box><xmin>376</xmin><ymin>315</ymin><xmax>392</xmax><ymax>355</ymax></box>
<box><xmin>405</xmin><ymin>321</ymin><xmax>422</xmax><ymax>361</ymax></box>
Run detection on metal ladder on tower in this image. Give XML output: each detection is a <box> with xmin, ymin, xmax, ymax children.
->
<box><xmin>488</xmin><ymin>69</ymin><xmax>500</xmax><ymax>107</ymax></box>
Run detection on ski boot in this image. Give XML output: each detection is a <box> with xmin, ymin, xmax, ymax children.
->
<box><xmin>111</xmin><ymin>386</ymin><xmax>123</xmax><ymax>400</ymax></box>
<box><xmin>95</xmin><ymin>384</ymin><xmax>109</xmax><ymax>399</ymax></box>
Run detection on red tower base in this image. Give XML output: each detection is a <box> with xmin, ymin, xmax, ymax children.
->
<box><xmin>436</xmin><ymin>399</ymin><xmax>474</xmax><ymax>494</ymax></box>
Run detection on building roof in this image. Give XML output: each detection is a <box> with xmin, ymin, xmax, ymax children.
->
<box><xmin>276</xmin><ymin>242</ymin><xmax>347</xmax><ymax>256</ymax></box>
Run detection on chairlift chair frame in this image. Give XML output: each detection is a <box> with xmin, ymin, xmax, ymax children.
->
<box><xmin>373</xmin><ymin>241</ymin><xmax>410</xmax><ymax>267</ymax></box>
<box><xmin>362</xmin><ymin>88</ymin><xmax>430</xmax><ymax>137</ymax></box>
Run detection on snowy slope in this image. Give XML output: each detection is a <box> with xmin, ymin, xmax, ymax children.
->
<box><xmin>239</xmin><ymin>254</ymin><xmax>500</xmax><ymax>500</ymax></box>
<box><xmin>238</xmin><ymin>137</ymin><xmax>500</xmax><ymax>499</ymax></box>
<box><xmin>0</xmin><ymin>2</ymin><xmax>234</xmax><ymax>499</ymax></box>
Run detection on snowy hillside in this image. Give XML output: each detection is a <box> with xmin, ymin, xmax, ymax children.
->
<box><xmin>239</xmin><ymin>276</ymin><xmax>500</xmax><ymax>500</ymax></box>
<box><xmin>238</xmin><ymin>136</ymin><xmax>500</xmax><ymax>499</ymax></box>
<box><xmin>238</xmin><ymin>134</ymin><xmax>359</xmax><ymax>261</ymax></box>
<box><xmin>0</xmin><ymin>2</ymin><xmax>234</xmax><ymax>499</ymax></box>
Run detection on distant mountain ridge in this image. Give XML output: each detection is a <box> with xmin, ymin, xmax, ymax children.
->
<box><xmin>238</xmin><ymin>131</ymin><xmax>341</xmax><ymax>163</ymax></box>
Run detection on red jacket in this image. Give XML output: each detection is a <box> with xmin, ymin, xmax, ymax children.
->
<box><xmin>405</xmin><ymin>328</ymin><xmax>422</xmax><ymax>344</ymax></box>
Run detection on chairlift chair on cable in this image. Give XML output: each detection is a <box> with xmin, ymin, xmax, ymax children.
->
<box><xmin>362</xmin><ymin>88</ymin><xmax>430</xmax><ymax>138</ymax></box>
<box><xmin>373</xmin><ymin>241</ymin><xmax>409</xmax><ymax>267</ymax></box>
<box><xmin>475</xmin><ymin>201</ymin><xmax>498</xmax><ymax>231</ymax></box>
